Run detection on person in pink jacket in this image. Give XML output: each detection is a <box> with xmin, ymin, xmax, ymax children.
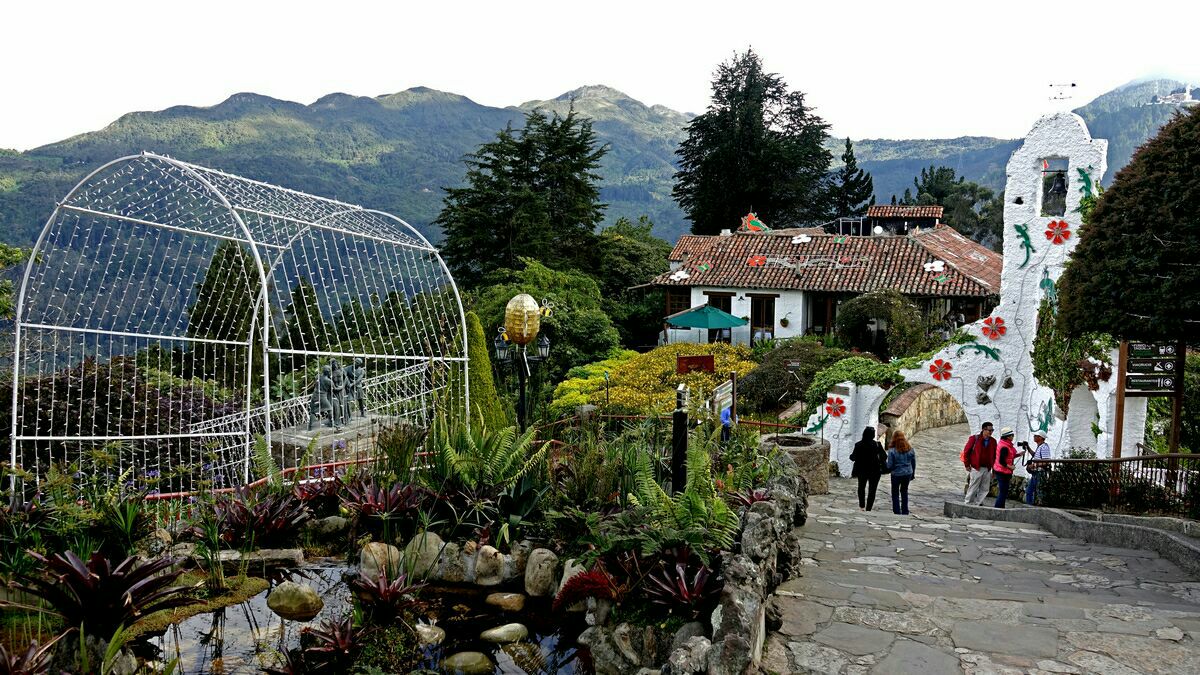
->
<box><xmin>993</xmin><ymin>428</ymin><xmax>1017</xmax><ymax>508</ymax></box>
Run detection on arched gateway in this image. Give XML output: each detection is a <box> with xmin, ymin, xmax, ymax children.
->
<box><xmin>9</xmin><ymin>153</ymin><xmax>467</xmax><ymax>493</ymax></box>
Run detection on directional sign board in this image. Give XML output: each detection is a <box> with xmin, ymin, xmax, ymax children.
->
<box><xmin>1129</xmin><ymin>342</ymin><xmax>1178</xmax><ymax>359</ymax></box>
<box><xmin>1126</xmin><ymin>374</ymin><xmax>1178</xmax><ymax>393</ymax></box>
<box><xmin>711</xmin><ymin>380</ymin><xmax>733</xmax><ymax>416</ymax></box>
<box><xmin>1128</xmin><ymin>358</ymin><xmax>1177</xmax><ymax>374</ymax></box>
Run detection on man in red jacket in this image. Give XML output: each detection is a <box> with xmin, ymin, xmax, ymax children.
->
<box><xmin>962</xmin><ymin>422</ymin><xmax>997</xmax><ymax>505</ymax></box>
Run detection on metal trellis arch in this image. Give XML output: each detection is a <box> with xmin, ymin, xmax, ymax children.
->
<box><xmin>9</xmin><ymin>153</ymin><xmax>468</xmax><ymax>494</ymax></box>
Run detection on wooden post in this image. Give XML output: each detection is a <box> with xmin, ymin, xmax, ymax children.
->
<box><xmin>730</xmin><ymin>371</ymin><xmax>738</xmax><ymax>421</ymax></box>
<box><xmin>1110</xmin><ymin>341</ymin><xmax>1128</xmax><ymax>508</ymax></box>
<box><xmin>1168</xmin><ymin>340</ymin><xmax>1186</xmax><ymax>453</ymax></box>
<box><xmin>1112</xmin><ymin>341</ymin><xmax>1128</xmax><ymax>458</ymax></box>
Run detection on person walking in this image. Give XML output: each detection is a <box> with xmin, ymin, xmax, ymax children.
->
<box><xmin>850</xmin><ymin>427</ymin><xmax>886</xmax><ymax>511</ymax></box>
<box><xmin>993</xmin><ymin>428</ymin><xmax>1017</xmax><ymax>508</ymax></box>
<box><xmin>962</xmin><ymin>422</ymin><xmax>997</xmax><ymax>505</ymax></box>
<box><xmin>887</xmin><ymin>430</ymin><xmax>916</xmax><ymax>515</ymax></box>
<box><xmin>1021</xmin><ymin>432</ymin><xmax>1052</xmax><ymax>505</ymax></box>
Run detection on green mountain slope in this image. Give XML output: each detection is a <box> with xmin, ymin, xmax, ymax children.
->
<box><xmin>0</xmin><ymin>78</ymin><xmax>1193</xmax><ymax>249</ymax></box>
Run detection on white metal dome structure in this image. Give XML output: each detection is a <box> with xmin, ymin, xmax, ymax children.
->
<box><xmin>9</xmin><ymin>153</ymin><xmax>467</xmax><ymax>493</ymax></box>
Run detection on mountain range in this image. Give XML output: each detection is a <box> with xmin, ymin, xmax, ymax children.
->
<box><xmin>0</xmin><ymin>79</ymin><xmax>1195</xmax><ymax>246</ymax></box>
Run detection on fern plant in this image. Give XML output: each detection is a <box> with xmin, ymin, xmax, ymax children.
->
<box><xmin>427</xmin><ymin>414</ymin><xmax>546</xmax><ymax>493</ymax></box>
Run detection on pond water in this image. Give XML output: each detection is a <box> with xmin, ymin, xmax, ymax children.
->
<box><xmin>145</xmin><ymin>560</ymin><xmax>593</xmax><ymax>674</ymax></box>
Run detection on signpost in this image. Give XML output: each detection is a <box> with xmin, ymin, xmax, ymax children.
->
<box><xmin>1112</xmin><ymin>341</ymin><xmax>1186</xmax><ymax>457</ymax></box>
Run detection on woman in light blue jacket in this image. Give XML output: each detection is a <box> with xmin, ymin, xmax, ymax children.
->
<box><xmin>886</xmin><ymin>430</ymin><xmax>916</xmax><ymax>515</ymax></box>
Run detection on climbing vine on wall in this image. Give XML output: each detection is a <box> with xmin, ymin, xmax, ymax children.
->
<box><xmin>1031</xmin><ymin>298</ymin><xmax>1117</xmax><ymax>415</ymax></box>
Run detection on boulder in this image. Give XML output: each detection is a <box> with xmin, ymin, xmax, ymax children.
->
<box><xmin>442</xmin><ymin>651</ymin><xmax>493</xmax><ymax>674</ymax></box>
<box><xmin>415</xmin><ymin>623</ymin><xmax>446</xmax><ymax>646</ymax></box>
<box><xmin>240</xmin><ymin>548</ymin><xmax>304</xmax><ymax>570</ymax></box>
<box><xmin>578</xmin><ymin>626</ymin><xmax>639</xmax><ymax>675</ymax></box>
<box><xmin>586</xmin><ymin>597</ymin><xmax>613</xmax><ymax>626</ymax></box>
<box><xmin>503</xmin><ymin>540</ymin><xmax>531</xmax><ymax>581</ymax></box>
<box><xmin>304</xmin><ymin>515</ymin><xmax>349</xmax><ymax>539</ymax></box>
<box><xmin>143</xmin><ymin>528</ymin><xmax>173</xmax><ymax>556</ymax></box>
<box><xmin>671</xmin><ymin>621</ymin><xmax>707</xmax><ymax>652</ymax></box>
<box><xmin>266</xmin><ymin>581</ymin><xmax>324</xmax><ymax>621</ymax></box>
<box><xmin>474</xmin><ymin>545</ymin><xmax>504</xmax><ymax>586</ymax></box>
<box><xmin>359</xmin><ymin>542</ymin><xmax>403</xmax><ymax>582</ymax></box>
<box><xmin>403</xmin><ymin>531</ymin><xmax>444</xmax><ymax>578</ymax></box>
<box><xmin>485</xmin><ymin>592</ymin><xmax>526</xmax><ymax>611</ymax></box>
<box><xmin>480</xmin><ymin>623</ymin><xmax>529</xmax><ymax>643</ymax></box>
<box><xmin>667</xmin><ymin>636</ymin><xmax>711</xmax><ymax>674</ymax></box>
<box><xmin>439</xmin><ymin>542</ymin><xmax>467</xmax><ymax>583</ymax></box>
<box><xmin>524</xmin><ymin>548</ymin><xmax>559</xmax><ymax>597</ymax></box>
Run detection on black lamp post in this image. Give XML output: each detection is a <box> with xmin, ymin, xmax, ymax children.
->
<box><xmin>494</xmin><ymin>326</ymin><xmax>550</xmax><ymax>431</ymax></box>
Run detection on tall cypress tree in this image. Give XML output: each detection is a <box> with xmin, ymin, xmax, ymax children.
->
<box><xmin>673</xmin><ymin>49</ymin><xmax>832</xmax><ymax>235</ymax></box>
<box><xmin>437</xmin><ymin>108</ymin><xmax>608</xmax><ymax>288</ymax></box>
<box><xmin>187</xmin><ymin>241</ymin><xmax>261</xmax><ymax>388</ymax></box>
<box><xmin>829</xmin><ymin>138</ymin><xmax>875</xmax><ymax>217</ymax></box>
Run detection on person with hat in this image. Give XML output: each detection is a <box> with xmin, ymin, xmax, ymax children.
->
<box><xmin>993</xmin><ymin>427</ymin><xmax>1017</xmax><ymax>508</ymax></box>
<box><xmin>1021</xmin><ymin>432</ymin><xmax>1052</xmax><ymax>505</ymax></box>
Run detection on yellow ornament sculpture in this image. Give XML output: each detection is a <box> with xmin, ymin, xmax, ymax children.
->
<box><xmin>504</xmin><ymin>294</ymin><xmax>541</xmax><ymax>346</ymax></box>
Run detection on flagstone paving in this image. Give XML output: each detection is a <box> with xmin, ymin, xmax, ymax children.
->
<box><xmin>764</xmin><ymin>424</ymin><xmax>1200</xmax><ymax>674</ymax></box>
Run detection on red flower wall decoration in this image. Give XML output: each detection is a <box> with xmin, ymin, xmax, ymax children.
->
<box><xmin>981</xmin><ymin>317</ymin><xmax>1006</xmax><ymax>340</ymax></box>
<box><xmin>1044</xmin><ymin>220</ymin><xmax>1070</xmax><ymax>244</ymax></box>
<box><xmin>825</xmin><ymin>396</ymin><xmax>846</xmax><ymax>417</ymax></box>
<box><xmin>929</xmin><ymin>359</ymin><xmax>953</xmax><ymax>381</ymax></box>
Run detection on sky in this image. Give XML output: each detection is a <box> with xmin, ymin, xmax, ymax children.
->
<box><xmin>2</xmin><ymin>0</ymin><xmax>1197</xmax><ymax>151</ymax></box>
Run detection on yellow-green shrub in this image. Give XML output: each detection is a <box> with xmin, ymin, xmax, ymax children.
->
<box><xmin>550</xmin><ymin>343</ymin><xmax>757</xmax><ymax>417</ymax></box>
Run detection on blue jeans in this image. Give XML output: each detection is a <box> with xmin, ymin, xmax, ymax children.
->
<box><xmin>891</xmin><ymin>474</ymin><xmax>911</xmax><ymax>514</ymax></box>
<box><xmin>1025</xmin><ymin>472</ymin><xmax>1041</xmax><ymax>505</ymax></box>
<box><xmin>995</xmin><ymin>473</ymin><xmax>1011</xmax><ymax>508</ymax></box>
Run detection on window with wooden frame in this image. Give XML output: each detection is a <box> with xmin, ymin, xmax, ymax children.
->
<box><xmin>664</xmin><ymin>288</ymin><xmax>691</xmax><ymax>317</ymax></box>
<box><xmin>750</xmin><ymin>295</ymin><xmax>776</xmax><ymax>344</ymax></box>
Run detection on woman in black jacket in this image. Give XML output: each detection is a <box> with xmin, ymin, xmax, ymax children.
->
<box><xmin>850</xmin><ymin>427</ymin><xmax>885</xmax><ymax>511</ymax></box>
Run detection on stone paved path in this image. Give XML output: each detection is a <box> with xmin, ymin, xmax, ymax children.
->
<box><xmin>764</xmin><ymin>425</ymin><xmax>1200</xmax><ymax>674</ymax></box>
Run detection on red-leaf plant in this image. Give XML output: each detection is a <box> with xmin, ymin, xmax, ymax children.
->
<box><xmin>0</xmin><ymin>632</ymin><xmax>66</xmax><ymax>675</ymax></box>
<box><xmin>552</xmin><ymin>560</ymin><xmax>624</xmax><ymax>612</ymax></box>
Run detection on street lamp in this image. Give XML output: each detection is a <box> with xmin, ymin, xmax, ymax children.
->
<box><xmin>494</xmin><ymin>294</ymin><xmax>551</xmax><ymax>431</ymax></box>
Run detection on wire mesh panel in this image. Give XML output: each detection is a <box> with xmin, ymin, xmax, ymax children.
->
<box><xmin>9</xmin><ymin>153</ymin><xmax>467</xmax><ymax>495</ymax></box>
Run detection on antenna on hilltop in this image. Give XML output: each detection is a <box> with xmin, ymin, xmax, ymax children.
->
<box><xmin>1049</xmin><ymin>82</ymin><xmax>1077</xmax><ymax>103</ymax></box>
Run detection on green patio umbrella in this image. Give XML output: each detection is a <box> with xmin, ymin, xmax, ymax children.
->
<box><xmin>665</xmin><ymin>304</ymin><xmax>748</xmax><ymax>329</ymax></box>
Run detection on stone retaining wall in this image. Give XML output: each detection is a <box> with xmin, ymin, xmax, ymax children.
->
<box><xmin>944</xmin><ymin>501</ymin><xmax>1200</xmax><ymax>579</ymax></box>
<box><xmin>880</xmin><ymin>383</ymin><xmax>966</xmax><ymax>442</ymax></box>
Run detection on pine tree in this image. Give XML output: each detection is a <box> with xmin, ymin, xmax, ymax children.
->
<box><xmin>280</xmin><ymin>277</ymin><xmax>330</xmax><ymax>370</ymax></box>
<box><xmin>829</xmin><ymin>138</ymin><xmax>875</xmax><ymax>217</ymax></box>
<box><xmin>673</xmin><ymin>49</ymin><xmax>833</xmax><ymax>235</ymax></box>
<box><xmin>187</xmin><ymin>241</ymin><xmax>261</xmax><ymax>388</ymax></box>
<box><xmin>438</xmin><ymin>108</ymin><xmax>608</xmax><ymax>289</ymax></box>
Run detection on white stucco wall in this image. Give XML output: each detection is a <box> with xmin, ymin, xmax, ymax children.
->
<box><xmin>803</xmin><ymin>383</ymin><xmax>889</xmax><ymax>477</ymax></box>
<box><xmin>897</xmin><ymin>112</ymin><xmax>1137</xmax><ymax>462</ymax></box>
<box><xmin>665</xmin><ymin>287</ymin><xmax>808</xmax><ymax>345</ymax></box>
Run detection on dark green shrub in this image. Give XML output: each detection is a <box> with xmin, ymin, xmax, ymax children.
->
<box><xmin>738</xmin><ymin>339</ymin><xmax>851</xmax><ymax>414</ymax></box>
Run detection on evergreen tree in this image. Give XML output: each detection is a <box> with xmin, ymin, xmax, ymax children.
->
<box><xmin>0</xmin><ymin>243</ymin><xmax>28</xmax><ymax>320</ymax></box>
<box><xmin>280</xmin><ymin>277</ymin><xmax>330</xmax><ymax>370</ymax></box>
<box><xmin>464</xmin><ymin>311</ymin><xmax>511</xmax><ymax>431</ymax></box>
<box><xmin>1059</xmin><ymin>108</ymin><xmax>1200</xmax><ymax>345</ymax></box>
<box><xmin>591</xmin><ymin>216</ymin><xmax>672</xmax><ymax>347</ymax></box>
<box><xmin>437</xmin><ymin>108</ymin><xmax>608</xmax><ymax>288</ymax></box>
<box><xmin>829</xmin><ymin>138</ymin><xmax>875</xmax><ymax>217</ymax></box>
<box><xmin>673</xmin><ymin>49</ymin><xmax>832</xmax><ymax>235</ymax></box>
<box><xmin>893</xmin><ymin>165</ymin><xmax>1005</xmax><ymax>249</ymax></box>
<box><xmin>187</xmin><ymin>241</ymin><xmax>261</xmax><ymax>388</ymax></box>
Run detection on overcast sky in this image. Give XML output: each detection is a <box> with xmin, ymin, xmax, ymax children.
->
<box><xmin>2</xmin><ymin>0</ymin><xmax>1196</xmax><ymax>151</ymax></box>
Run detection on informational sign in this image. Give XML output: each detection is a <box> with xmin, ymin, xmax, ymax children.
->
<box><xmin>785</xmin><ymin>359</ymin><xmax>803</xmax><ymax>370</ymax></box>
<box><xmin>1128</xmin><ymin>358</ymin><xmax>1177</xmax><ymax>374</ymax></box>
<box><xmin>1126</xmin><ymin>374</ymin><xmax>1178</xmax><ymax>393</ymax></box>
<box><xmin>677</xmin><ymin>355</ymin><xmax>715</xmax><ymax>374</ymax></box>
<box><xmin>1129</xmin><ymin>342</ymin><xmax>1178</xmax><ymax>359</ymax></box>
<box><xmin>711</xmin><ymin>380</ymin><xmax>733</xmax><ymax>416</ymax></box>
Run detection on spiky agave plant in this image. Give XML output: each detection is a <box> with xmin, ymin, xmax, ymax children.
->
<box><xmin>0</xmin><ymin>551</ymin><xmax>198</xmax><ymax>638</ymax></box>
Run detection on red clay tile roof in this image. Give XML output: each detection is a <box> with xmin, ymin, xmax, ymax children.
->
<box><xmin>866</xmin><ymin>205</ymin><xmax>944</xmax><ymax>219</ymax></box>
<box><xmin>668</xmin><ymin>229</ymin><xmax>824</xmax><ymax>261</ymax></box>
<box><xmin>653</xmin><ymin>227</ymin><xmax>1000</xmax><ymax>297</ymax></box>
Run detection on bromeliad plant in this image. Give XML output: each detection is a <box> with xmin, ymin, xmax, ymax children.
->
<box><xmin>0</xmin><ymin>633</ymin><xmax>65</xmax><ymax>675</ymax></box>
<box><xmin>349</xmin><ymin>567</ymin><xmax>426</xmax><ymax>623</ymax></box>
<box><xmin>341</xmin><ymin>478</ymin><xmax>432</xmax><ymax>529</ymax></box>
<box><xmin>0</xmin><ymin>551</ymin><xmax>198</xmax><ymax>639</ymax></box>
<box><xmin>301</xmin><ymin>614</ymin><xmax>362</xmax><ymax>672</ymax></box>
<box><xmin>643</xmin><ymin>547</ymin><xmax>723</xmax><ymax>619</ymax></box>
<box><xmin>209</xmin><ymin>488</ymin><xmax>312</xmax><ymax>548</ymax></box>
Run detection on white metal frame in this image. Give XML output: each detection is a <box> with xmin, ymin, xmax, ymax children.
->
<box><xmin>9</xmin><ymin>153</ymin><xmax>468</xmax><ymax>493</ymax></box>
